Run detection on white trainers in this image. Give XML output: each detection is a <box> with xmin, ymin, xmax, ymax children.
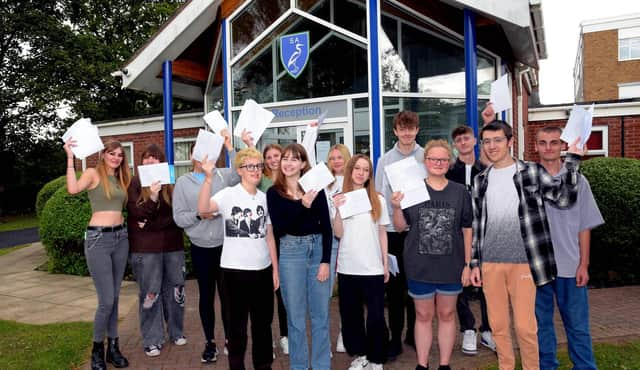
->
<box><xmin>336</xmin><ymin>331</ymin><xmax>346</xmax><ymax>353</ymax></box>
<box><xmin>223</xmin><ymin>341</ymin><xmax>229</xmax><ymax>356</ymax></box>
<box><xmin>144</xmin><ymin>344</ymin><xmax>161</xmax><ymax>357</ymax></box>
<box><xmin>279</xmin><ymin>336</ymin><xmax>289</xmax><ymax>355</ymax></box>
<box><xmin>461</xmin><ymin>329</ymin><xmax>478</xmax><ymax>355</ymax></box>
<box><xmin>173</xmin><ymin>336</ymin><xmax>187</xmax><ymax>346</ymax></box>
<box><xmin>349</xmin><ymin>355</ymin><xmax>369</xmax><ymax>370</ymax></box>
<box><xmin>480</xmin><ymin>330</ymin><xmax>497</xmax><ymax>352</ymax></box>
<box><xmin>368</xmin><ymin>363</ymin><xmax>384</xmax><ymax>370</ymax></box>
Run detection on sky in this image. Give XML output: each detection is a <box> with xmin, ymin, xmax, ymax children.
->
<box><xmin>538</xmin><ymin>1</ymin><xmax>640</xmax><ymax>105</ymax></box>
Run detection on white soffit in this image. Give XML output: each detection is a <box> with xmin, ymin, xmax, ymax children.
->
<box><xmin>581</xmin><ymin>13</ymin><xmax>640</xmax><ymax>34</ymax></box>
<box><xmin>116</xmin><ymin>0</ymin><xmax>221</xmax><ymax>102</ymax></box>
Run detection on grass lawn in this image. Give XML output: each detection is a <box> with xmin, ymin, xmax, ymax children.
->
<box><xmin>0</xmin><ymin>244</ymin><xmax>30</xmax><ymax>257</ymax></box>
<box><xmin>0</xmin><ymin>214</ymin><xmax>39</xmax><ymax>232</ymax></box>
<box><xmin>0</xmin><ymin>319</ymin><xmax>92</xmax><ymax>370</ymax></box>
<box><xmin>484</xmin><ymin>340</ymin><xmax>640</xmax><ymax>369</ymax></box>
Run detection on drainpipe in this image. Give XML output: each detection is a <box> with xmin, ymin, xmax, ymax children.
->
<box><xmin>516</xmin><ymin>66</ymin><xmax>531</xmax><ymax>159</ymax></box>
<box><xmin>621</xmin><ymin>115</ymin><xmax>625</xmax><ymax>157</ymax></box>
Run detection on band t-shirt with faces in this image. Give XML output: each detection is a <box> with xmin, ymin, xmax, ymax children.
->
<box><xmin>212</xmin><ymin>184</ymin><xmax>271</xmax><ymax>270</ymax></box>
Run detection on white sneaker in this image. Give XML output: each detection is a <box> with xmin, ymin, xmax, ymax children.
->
<box><xmin>223</xmin><ymin>341</ymin><xmax>229</xmax><ymax>356</ymax></box>
<box><xmin>144</xmin><ymin>344</ymin><xmax>161</xmax><ymax>357</ymax></box>
<box><xmin>480</xmin><ymin>330</ymin><xmax>497</xmax><ymax>352</ymax></box>
<box><xmin>279</xmin><ymin>336</ymin><xmax>289</xmax><ymax>355</ymax></box>
<box><xmin>173</xmin><ymin>336</ymin><xmax>187</xmax><ymax>346</ymax></box>
<box><xmin>336</xmin><ymin>331</ymin><xmax>346</xmax><ymax>353</ymax></box>
<box><xmin>349</xmin><ymin>355</ymin><xmax>369</xmax><ymax>370</ymax></box>
<box><xmin>461</xmin><ymin>330</ymin><xmax>478</xmax><ymax>355</ymax></box>
<box><xmin>368</xmin><ymin>363</ymin><xmax>384</xmax><ymax>370</ymax></box>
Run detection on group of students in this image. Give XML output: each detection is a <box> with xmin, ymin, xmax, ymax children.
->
<box><xmin>64</xmin><ymin>104</ymin><xmax>603</xmax><ymax>370</ymax></box>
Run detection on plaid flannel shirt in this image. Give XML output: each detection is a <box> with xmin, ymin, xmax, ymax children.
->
<box><xmin>470</xmin><ymin>154</ymin><xmax>581</xmax><ymax>286</ymax></box>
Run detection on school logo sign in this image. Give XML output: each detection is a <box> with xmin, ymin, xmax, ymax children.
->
<box><xmin>280</xmin><ymin>32</ymin><xmax>310</xmax><ymax>79</ymax></box>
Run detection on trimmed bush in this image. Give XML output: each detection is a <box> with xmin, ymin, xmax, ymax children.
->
<box><xmin>581</xmin><ymin>157</ymin><xmax>640</xmax><ymax>286</ymax></box>
<box><xmin>35</xmin><ymin>176</ymin><xmax>68</xmax><ymax>218</ymax></box>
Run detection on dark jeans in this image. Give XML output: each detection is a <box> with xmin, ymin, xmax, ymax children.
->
<box><xmin>339</xmin><ymin>273</ymin><xmax>388</xmax><ymax>365</ymax></box>
<box><xmin>386</xmin><ymin>232</ymin><xmax>415</xmax><ymax>345</ymax></box>
<box><xmin>223</xmin><ymin>267</ymin><xmax>274</xmax><ymax>370</ymax></box>
<box><xmin>130</xmin><ymin>250</ymin><xmax>185</xmax><ymax>347</ymax></box>
<box><xmin>457</xmin><ymin>286</ymin><xmax>491</xmax><ymax>332</ymax></box>
<box><xmin>84</xmin><ymin>226</ymin><xmax>129</xmax><ymax>342</ymax></box>
<box><xmin>191</xmin><ymin>244</ymin><xmax>229</xmax><ymax>342</ymax></box>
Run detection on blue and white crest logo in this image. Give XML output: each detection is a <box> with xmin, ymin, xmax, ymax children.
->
<box><xmin>280</xmin><ymin>32</ymin><xmax>310</xmax><ymax>79</ymax></box>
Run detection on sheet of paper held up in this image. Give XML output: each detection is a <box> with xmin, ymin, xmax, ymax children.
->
<box><xmin>138</xmin><ymin>162</ymin><xmax>172</xmax><ymax>187</ymax></box>
<box><xmin>490</xmin><ymin>74</ymin><xmax>512</xmax><ymax>114</ymax></box>
<box><xmin>233</xmin><ymin>99</ymin><xmax>275</xmax><ymax>144</ymax></box>
<box><xmin>192</xmin><ymin>129</ymin><xmax>225</xmax><ymax>163</ymax></box>
<box><xmin>338</xmin><ymin>188</ymin><xmax>372</xmax><ymax>219</ymax></box>
<box><xmin>61</xmin><ymin>118</ymin><xmax>104</xmax><ymax>159</ymax></box>
<box><xmin>561</xmin><ymin>104</ymin><xmax>594</xmax><ymax>150</ymax></box>
<box><xmin>388</xmin><ymin>254</ymin><xmax>400</xmax><ymax>276</ymax></box>
<box><xmin>384</xmin><ymin>157</ymin><xmax>429</xmax><ymax>209</ymax></box>
<box><xmin>298</xmin><ymin>111</ymin><xmax>328</xmax><ymax>166</ymax></box>
<box><xmin>203</xmin><ymin>110</ymin><xmax>228</xmax><ymax>134</ymax></box>
<box><xmin>298</xmin><ymin>162</ymin><xmax>335</xmax><ymax>193</ymax></box>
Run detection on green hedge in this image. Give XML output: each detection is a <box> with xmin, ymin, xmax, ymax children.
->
<box><xmin>581</xmin><ymin>157</ymin><xmax>640</xmax><ymax>286</ymax></box>
<box><xmin>35</xmin><ymin>176</ymin><xmax>68</xmax><ymax>218</ymax></box>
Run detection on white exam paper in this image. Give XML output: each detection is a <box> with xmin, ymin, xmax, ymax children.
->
<box><xmin>561</xmin><ymin>104</ymin><xmax>594</xmax><ymax>150</ymax></box>
<box><xmin>203</xmin><ymin>110</ymin><xmax>228</xmax><ymax>134</ymax></box>
<box><xmin>298</xmin><ymin>162</ymin><xmax>335</xmax><ymax>193</ymax></box>
<box><xmin>338</xmin><ymin>188</ymin><xmax>372</xmax><ymax>219</ymax></box>
<box><xmin>61</xmin><ymin>118</ymin><xmax>104</xmax><ymax>159</ymax></box>
<box><xmin>138</xmin><ymin>162</ymin><xmax>172</xmax><ymax>186</ymax></box>
<box><xmin>388</xmin><ymin>254</ymin><xmax>400</xmax><ymax>276</ymax></box>
<box><xmin>192</xmin><ymin>129</ymin><xmax>225</xmax><ymax>163</ymax></box>
<box><xmin>233</xmin><ymin>99</ymin><xmax>275</xmax><ymax>144</ymax></box>
<box><xmin>490</xmin><ymin>74</ymin><xmax>512</xmax><ymax>113</ymax></box>
<box><xmin>300</xmin><ymin>125</ymin><xmax>319</xmax><ymax>166</ymax></box>
<box><xmin>384</xmin><ymin>157</ymin><xmax>429</xmax><ymax>209</ymax></box>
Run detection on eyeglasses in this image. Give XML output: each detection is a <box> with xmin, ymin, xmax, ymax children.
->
<box><xmin>426</xmin><ymin>157</ymin><xmax>450</xmax><ymax>165</ymax></box>
<box><xmin>240</xmin><ymin>163</ymin><xmax>264</xmax><ymax>172</ymax></box>
<box><xmin>481</xmin><ymin>136</ymin><xmax>509</xmax><ymax>146</ymax></box>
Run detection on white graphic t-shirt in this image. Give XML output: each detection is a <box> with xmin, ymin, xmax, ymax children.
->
<box><xmin>212</xmin><ymin>184</ymin><xmax>271</xmax><ymax>270</ymax></box>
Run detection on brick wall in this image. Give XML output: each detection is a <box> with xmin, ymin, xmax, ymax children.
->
<box><xmin>582</xmin><ymin>30</ymin><xmax>640</xmax><ymax>101</ymax></box>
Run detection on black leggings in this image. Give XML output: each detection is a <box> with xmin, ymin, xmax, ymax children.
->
<box><xmin>191</xmin><ymin>243</ymin><xmax>229</xmax><ymax>342</ymax></box>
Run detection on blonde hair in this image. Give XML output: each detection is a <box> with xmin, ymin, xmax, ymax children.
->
<box><xmin>235</xmin><ymin>147</ymin><xmax>263</xmax><ymax>169</ymax></box>
<box><xmin>327</xmin><ymin>144</ymin><xmax>352</xmax><ymax>188</ymax></box>
<box><xmin>424</xmin><ymin>139</ymin><xmax>452</xmax><ymax>160</ymax></box>
<box><xmin>96</xmin><ymin>141</ymin><xmax>131</xmax><ymax>199</ymax></box>
<box><xmin>342</xmin><ymin>154</ymin><xmax>382</xmax><ymax>221</ymax></box>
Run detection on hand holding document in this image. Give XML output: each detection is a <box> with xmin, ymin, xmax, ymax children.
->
<box><xmin>300</xmin><ymin>125</ymin><xmax>319</xmax><ymax>166</ymax></box>
<box><xmin>490</xmin><ymin>74</ymin><xmax>512</xmax><ymax>114</ymax></box>
<box><xmin>61</xmin><ymin>118</ymin><xmax>104</xmax><ymax>159</ymax></box>
<box><xmin>192</xmin><ymin>129</ymin><xmax>225</xmax><ymax>163</ymax></box>
<box><xmin>233</xmin><ymin>99</ymin><xmax>275</xmax><ymax>144</ymax></box>
<box><xmin>561</xmin><ymin>104</ymin><xmax>594</xmax><ymax>150</ymax></box>
<box><xmin>138</xmin><ymin>162</ymin><xmax>172</xmax><ymax>186</ymax></box>
<box><xmin>203</xmin><ymin>110</ymin><xmax>228</xmax><ymax>134</ymax></box>
<box><xmin>298</xmin><ymin>162</ymin><xmax>335</xmax><ymax>193</ymax></box>
<box><xmin>388</xmin><ymin>254</ymin><xmax>400</xmax><ymax>276</ymax></box>
<box><xmin>384</xmin><ymin>157</ymin><xmax>429</xmax><ymax>209</ymax></box>
<box><xmin>338</xmin><ymin>188</ymin><xmax>372</xmax><ymax>219</ymax></box>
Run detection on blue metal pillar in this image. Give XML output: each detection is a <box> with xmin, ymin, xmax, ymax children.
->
<box><xmin>222</xmin><ymin>19</ymin><xmax>231</xmax><ymax>167</ymax></box>
<box><xmin>162</xmin><ymin>61</ymin><xmax>175</xmax><ymax>182</ymax></box>
<box><xmin>464</xmin><ymin>9</ymin><xmax>479</xmax><ymax>157</ymax></box>
<box><xmin>368</xmin><ymin>0</ymin><xmax>382</xmax><ymax>171</ymax></box>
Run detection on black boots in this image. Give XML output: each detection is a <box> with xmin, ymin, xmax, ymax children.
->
<box><xmin>106</xmin><ymin>337</ymin><xmax>129</xmax><ymax>368</ymax></box>
<box><xmin>91</xmin><ymin>341</ymin><xmax>106</xmax><ymax>370</ymax></box>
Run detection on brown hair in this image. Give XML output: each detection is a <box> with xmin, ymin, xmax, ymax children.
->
<box><xmin>96</xmin><ymin>141</ymin><xmax>131</xmax><ymax>199</ymax></box>
<box><xmin>262</xmin><ymin>143</ymin><xmax>283</xmax><ymax>180</ymax></box>
<box><xmin>393</xmin><ymin>111</ymin><xmax>419</xmax><ymax>129</ymax></box>
<box><xmin>342</xmin><ymin>154</ymin><xmax>382</xmax><ymax>221</ymax></box>
<box><xmin>137</xmin><ymin>144</ymin><xmax>173</xmax><ymax>206</ymax></box>
<box><xmin>273</xmin><ymin>143</ymin><xmax>310</xmax><ymax>199</ymax></box>
<box><xmin>451</xmin><ymin>125</ymin><xmax>474</xmax><ymax>140</ymax></box>
<box><xmin>536</xmin><ymin>126</ymin><xmax>563</xmax><ymax>138</ymax></box>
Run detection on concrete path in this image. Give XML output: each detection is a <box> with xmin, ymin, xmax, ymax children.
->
<box><xmin>0</xmin><ymin>227</ymin><xmax>39</xmax><ymax>248</ymax></box>
<box><xmin>1</xmin><ymin>243</ymin><xmax>638</xmax><ymax>369</ymax></box>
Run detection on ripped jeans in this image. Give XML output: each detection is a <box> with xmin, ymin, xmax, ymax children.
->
<box><xmin>131</xmin><ymin>250</ymin><xmax>185</xmax><ymax>347</ymax></box>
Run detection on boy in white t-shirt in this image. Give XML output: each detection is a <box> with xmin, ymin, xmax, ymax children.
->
<box><xmin>198</xmin><ymin>148</ymin><xmax>279</xmax><ymax>370</ymax></box>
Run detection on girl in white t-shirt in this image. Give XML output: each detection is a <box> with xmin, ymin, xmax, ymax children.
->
<box><xmin>197</xmin><ymin>148</ymin><xmax>279</xmax><ymax>370</ymax></box>
<box><xmin>333</xmin><ymin>154</ymin><xmax>390</xmax><ymax>370</ymax></box>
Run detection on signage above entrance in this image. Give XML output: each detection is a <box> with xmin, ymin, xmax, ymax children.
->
<box><xmin>280</xmin><ymin>31</ymin><xmax>310</xmax><ymax>79</ymax></box>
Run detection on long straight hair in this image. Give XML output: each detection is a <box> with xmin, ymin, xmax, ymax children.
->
<box><xmin>327</xmin><ymin>144</ymin><xmax>352</xmax><ymax>188</ymax></box>
<box><xmin>342</xmin><ymin>154</ymin><xmax>381</xmax><ymax>221</ymax></box>
<box><xmin>262</xmin><ymin>143</ymin><xmax>283</xmax><ymax>180</ymax></box>
<box><xmin>272</xmin><ymin>143</ymin><xmax>310</xmax><ymax>200</ymax></box>
<box><xmin>96</xmin><ymin>141</ymin><xmax>131</xmax><ymax>199</ymax></box>
<box><xmin>137</xmin><ymin>144</ymin><xmax>173</xmax><ymax>206</ymax></box>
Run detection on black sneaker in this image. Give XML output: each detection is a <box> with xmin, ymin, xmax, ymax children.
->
<box><xmin>201</xmin><ymin>341</ymin><xmax>218</xmax><ymax>363</ymax></box>
<box><xmin>437</xmin><ymin>365</ymin><xmax>451</xmax><ymax>370</ymax></box>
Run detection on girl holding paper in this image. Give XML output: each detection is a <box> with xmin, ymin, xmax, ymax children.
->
<box><xmin>266</xmin><ymin>143</ymin><xmax>333</xmax><ymax>370</ymax></box>
<box><xmin>332</xmin><ymin>154</ymin><xmax>390</xmax><ymax>370</ymax></box>
<box><xmin>390</xmin><ymin>139</ymin><xmax>472</xmax><ymax>370</ymax></box>
<box><xmin>63</xmin><ymin>139</ymin><xmax>131</xmax><ymax>370</ymax></box>
<box><xmin>126</xmin><ymin>144</ymin><xmax>186</xmax><ymax>357</ymax></box>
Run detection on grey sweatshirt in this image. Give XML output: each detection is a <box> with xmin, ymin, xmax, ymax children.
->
<box><xmin>172</xmin><ymin>167</ymin><xmax>240</xmax><ymax>248</ymax></box>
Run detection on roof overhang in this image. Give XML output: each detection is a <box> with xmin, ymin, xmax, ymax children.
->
<box><xmin>113</xmin><ymin>0</ymin><xmax>221</xmax><ymax>102</ymax></box>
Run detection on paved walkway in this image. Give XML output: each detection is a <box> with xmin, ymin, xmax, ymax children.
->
<box><xmin>0</xmin><ymin>227</ymin><xmax>39</xmax><ymax>248</ymax></box>
<box><xmin>1</xmin><ymin>243</ymin><xmax>639</xmax><ymax>369</ymax></box>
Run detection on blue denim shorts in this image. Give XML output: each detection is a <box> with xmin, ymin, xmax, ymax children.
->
<box><xmin>407</xmin><ymin>279</ymin><xmax>462</xmax><ymax>300</ymax></box>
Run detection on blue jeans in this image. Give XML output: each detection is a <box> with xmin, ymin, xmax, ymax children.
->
<box><xmin>279</xmin><ymin>234</ymin><xmax>332</xmax><ymax>370</ymax></box>
<box><xmin>535</xmin><ymin>278</ymin><xmax>596</xmax><ymax>370</ymax></box>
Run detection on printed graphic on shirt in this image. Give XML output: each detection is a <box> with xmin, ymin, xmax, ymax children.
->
<box><xmin>225</xmin><ymin>205</ymin><xmax>267</xmax><ymax>238</ymax></box>
<box><xmin>418</xmin><ymin>207</ymin><xmax>454</xmax><ymax>255</ymax></box>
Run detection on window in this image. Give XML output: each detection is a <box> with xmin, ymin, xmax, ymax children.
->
<box><xmin>619</xmin><ymin>37</ymin><xmax>640</xmax><ymax>60</ymax></box>
<box><xmin>561</xmin><ymin>126</ymin><xmax>608</xmax><ymax>158</ymax></box>
<box><xmin>121</xmin><ymin>142</ymin><xmax>134</xmax><ymax>175</ymax></box>
<box><xmin>174</xmin><ymin>138</ymin><xmax>196</xmax><ymax>178</ymax></box>
<box><xmin>618</xmin><ymin>82</ymin><xmax>640</xmax><ymax>99</ymax></box>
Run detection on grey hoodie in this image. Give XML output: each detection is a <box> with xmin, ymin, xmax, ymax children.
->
<box><xmin>172</xmin><ymin>168</ymin><xmax>240</xmax><ymax>248</ymax></box>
